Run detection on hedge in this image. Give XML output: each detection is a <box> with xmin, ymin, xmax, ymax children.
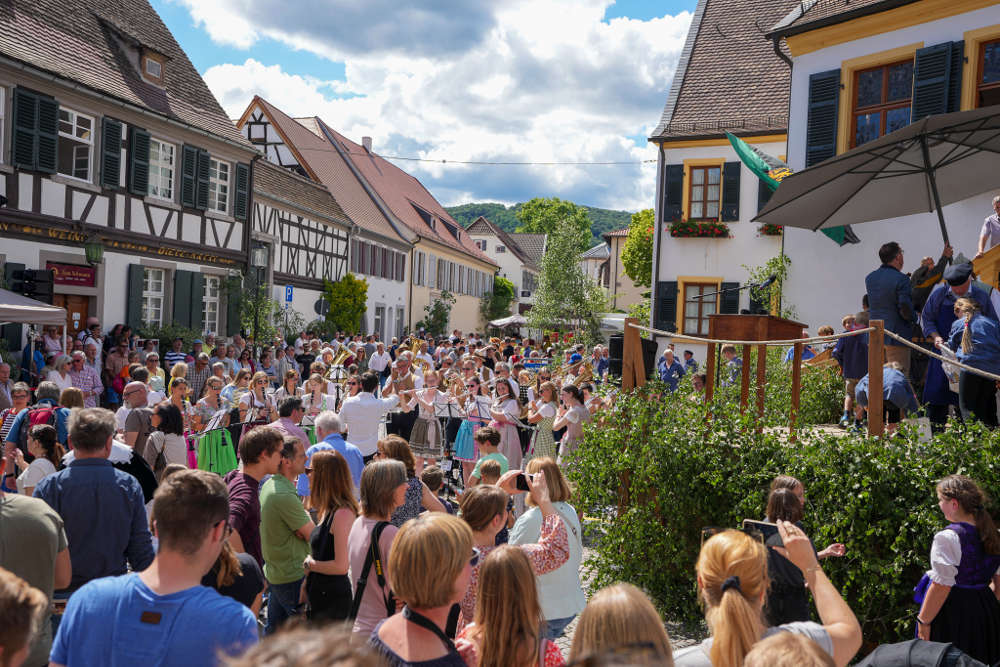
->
<box><xmin>570</xmin><ymin>370</ymin><xmax>1000</xmax><ymax>646</ymax></box>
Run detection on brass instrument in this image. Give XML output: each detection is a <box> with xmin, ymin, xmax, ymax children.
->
<box><xmin>325</xmin><ymin>347</ymin><xmax>353</xmax><ymax>383</ymax></box>
<box><xmin>573</xmin><ymin>362</ymin><xmax>594</xmax><ymax>387</ymax></box>
<box><xmin>408</xmin><ymin>339</ymin><xmax>432</xmax><ymax>373</ymax></box>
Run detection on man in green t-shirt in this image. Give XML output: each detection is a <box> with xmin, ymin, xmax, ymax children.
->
<box><xmin>260</xmin><ymin>435</ymin><xmax>314</xmax><ymax>634</ymax></box>
<box><xmin>0</xmin><ymin>456</ymin><xmax>71</xmax><ymax>666</ymax></box>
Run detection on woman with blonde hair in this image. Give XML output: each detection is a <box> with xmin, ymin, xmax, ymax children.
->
<box><xmin>304</xmin><ymin>450</ymin><xmax>359</xmax><ymax>622</ymax></box>
<box><xmin>58</xmin><ymin>387</ymin><xmax>84</xmax><ymax>409</ymax></box>
<box><xmin>568</xmin><ymin>583</ymin><xmax>672</xmax><ymax>666</ymax></box>
<box><xmin>167</xmin><ymin>361</ymin><xmax>188</xmax><ymax>396</ymax></box>
<box><xmin>458</xmin><ymin>546</ymin><xmax>565</xmax><ymax>666</ymax></box>
<box><xmin>369</xmin><ymin>513</ymin><xmax>472</xmax><ymax>666</ymax></box>
<box><xmin>947</xmin><ymin>297</ymin><xmax>1000</xmax><ymax>427</ymax></box>
<box><xmin>526</xmin><ymin>381</ymin><xmax>558</xmax><ymax>461</ymax></box>
<box><xmin>672</xmin><ymin>523</ymin><xmax>861</xmax><ymax>667</ymax></box>
<box><xmin>272</xmin><ymin>369</ymin><xmax>303</xmax><ymax>404</ymax></box>
<box><xmin>302</xmin><ymin>373</ymin><xmax>336</xmax><ymax>425</ymax></box>
<box><xmin>45</xmin><ymin>354</ymin><xmax>73</xmax><ymax>393</ymax></box>
<box><xmin>221</xmin><ymin>368</ymin><xmax>252</xmax><ymax>407</ymax></box>
<box><xmin>239</xmin><ymin>371</ymin><xmax>275</xmax><ymax>424</ymax></box>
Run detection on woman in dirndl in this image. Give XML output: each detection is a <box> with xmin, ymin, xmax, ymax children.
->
<box><xmin>454</xmin><ymin>376</ymin><xmax>491</xmax><ymax>486</ymax></box>
<box><xmin>405</xmin><ymin>370</ymin><xmax>445</xmax><ymax>476</ymax></box>
<box><xmin>489</xmin><ymin>377</ymin><xmax>523</xmax><ymax>471</ymax></box>
<box><xmin>526</xmin><ymin>380</ymin><xmax>558</xmax><ymax>461</ymax></box>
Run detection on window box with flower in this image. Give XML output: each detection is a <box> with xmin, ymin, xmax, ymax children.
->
<box><xmin>758</xmin><ymin>223</ymin><xmax>783</xmax><ymax>236</ymax></box>
<box><xmin>668</xmin><ymin>219</ymin><xmax>730</xmax><ymax>238</ymax></box>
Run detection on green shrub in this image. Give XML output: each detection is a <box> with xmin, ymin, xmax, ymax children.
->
<box><xmin>570</xmin><ymin>379</ymin><xmax>1000</xmax><ymax>645</ymax></box>
<box><xmin>137</xmin><ymin>323</ymin><xmax>202</xmax><ymax>354</ymax></box>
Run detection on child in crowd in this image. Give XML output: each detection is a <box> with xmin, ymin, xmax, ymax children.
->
<box><xmin>721</xmin><ymin>344</ymin><xmax>741</xmax><ymax>386</ymax></box>
<box><xmin>475</xmin><ymin>458</ymin><xmax>515</xmax><ymax>545</ymax></box>
<box><xmin>854</xmin><ymin>360</ymin><xmax>918</xmax><ymax>433</ymax></box>
<box><xmin>467</xmin><ymin>427</ymin><xmax>509</xmax><ymax>488</ymax></box>
<box><xmin>833</xmin><ymin>311</ymin><xmax>869</xmax><ymax>430</ymax></box>
<box><xmin>419</xmin><ymin>465</ymin><xmax>455</xmax><ymax>514</ymax></box>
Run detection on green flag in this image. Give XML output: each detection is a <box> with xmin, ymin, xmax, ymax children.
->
<box><xmin>726</xmin><ymin>132</ymin><xmax>859</xmax><ymax>246</ymax></box>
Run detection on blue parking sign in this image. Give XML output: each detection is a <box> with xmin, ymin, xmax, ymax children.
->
<box><xmin>285</xmin><ymin>285</ymin><xmax>293</xmax><ymax>302</ymax></box>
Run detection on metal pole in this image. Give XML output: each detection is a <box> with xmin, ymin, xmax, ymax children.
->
<box><xmin>920</xmin><ymin>136</ymin><xmax>951</xmax><ymax>247</ymax></box>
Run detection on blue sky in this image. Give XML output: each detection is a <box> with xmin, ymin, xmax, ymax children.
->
<box><xmin>153</xmin><ymin>0</ymin><xmax>698</xmax><ymax>211</ymax></box>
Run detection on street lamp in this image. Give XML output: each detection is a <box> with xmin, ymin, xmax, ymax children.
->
<box><xmin>250</xmin><ymin>244</ymin><xmax>269</xmax><ymax>358</ymax></box>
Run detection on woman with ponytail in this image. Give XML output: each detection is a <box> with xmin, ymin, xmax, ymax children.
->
<box><xmin>948</xmin><ymin>297</ymin><xmax>1000</xmax><ymax>427</ymax></box>
<box><xmin>673</xmin><ymin>524</ymin><xmax>860</xmax><ymax>667</ymax></box>
<box><xmin>13</xmin><ymin>423</ymin><xmax>63</xmax><ymax>496</ymax></box>
<box><xmin>915</xmin><ymin>475</ymin><xmax>1000</xmax><ymax>663</ymax></box>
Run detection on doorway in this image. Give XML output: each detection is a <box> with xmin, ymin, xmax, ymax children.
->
<box><xmin>52</xmin><ymin>294</ymin><xmax>91</xmax><ymax>339</ymax></box>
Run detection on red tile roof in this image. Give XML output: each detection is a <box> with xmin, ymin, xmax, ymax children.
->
<box><xmin>603</xmin><ymin>227</ymin><xmax>631</xmax><ymax>239</ymax></box>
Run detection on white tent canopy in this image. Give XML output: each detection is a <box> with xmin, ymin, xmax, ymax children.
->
<box><xmin>489</xmin><ymin>314</ymin><xmax>527</xmax><ymax>328</ymax></box>
<box><xmin>0</xmin><ymin>288</ymin><xmax>66</xmax><ymax>327</ymax></box>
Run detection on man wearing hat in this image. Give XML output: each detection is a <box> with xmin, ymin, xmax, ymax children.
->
<box><xmin>920</xmin><ymin>262</ymin><xmax>997</xmax><ymax>431</ymax></box>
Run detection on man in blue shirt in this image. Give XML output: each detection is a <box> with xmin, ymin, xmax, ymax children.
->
<box><xmin>34</xmin><ymin>407</ymin><xmax>153</xmax><ymax>593</ymax></box>
<box><xmin>683</xmin><ymin>350</ymin><xmax>698</xmax><ymax>374</ymax></box>
<box><xmin>300</xmin><ymin>411</ymin><xmax>364</xmax><ymax>497</ymax></box>
<box><xmin>865</xmin><ymin>241</ymin><xmax>917</xmax><ymax>377</ymax></box>
<box><xmin>4</xmin><ymin>381</ymin><xmax>71</xmax><ymax>451</ymax></box>
<box><xmin>657</xmin><ymin>349</ymin><xmax>685</xmax><ymax>392</ymax></box>
<box><xmin>50</xmin><ymin>468</ymin><xmax>258</xmax><ymax>666</ymax></box>
<box><xmin>855</xmin><ymin>362</ymin><xmax>920</xmax><ymax>433</ymax></box>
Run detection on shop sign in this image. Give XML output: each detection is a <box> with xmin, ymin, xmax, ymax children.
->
<box><xmin>46</xmin><ymin>262</ymin><xmax>96</xmax><ymax>287</ymax></box>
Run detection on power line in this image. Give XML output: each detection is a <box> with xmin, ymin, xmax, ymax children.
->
<box><xmin>344</xmin><ymin>150</ymin><xmax>656</xmax><ymax>166</ymax></box>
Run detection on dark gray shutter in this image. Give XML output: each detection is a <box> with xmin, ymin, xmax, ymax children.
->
<box><xmin>36</xmin><ymin>96</ymin><xmax>59</xmax><ymax>174</ymax></box>
<box><xmin>225</xmin><ymin>276</ymin><xmax>242</xmax><ymax>337</ymax></box>
<box><xmin>721</xmin><ymin>162</ymin><xmax>741</xmax><ymax>221</ymax></box>
<box><xmin>947</xmin><ymin>41</ymin><xmax>964</xmax><ymax>113</ymax></box>
<box><xmin>2</xmin><ymin>263</ymin><xmax>26</xmax><ymax>352</ymax></box>
<box><xmin>11</xmin><ymin>88</ymin><xmax>37</xmax><ymax>168</ymax></box>
<box><xmin>720</xmin><ymin>282</ymin><xmax>740</xmax><ymax>314</ymax></box>
<box><xmin>190</xmin><ymin>273</ymin><xmax>205</xmax><ymax>333</ymax></box>
<box><xmin>172</xmin><ymin>270</ymin><xmax>193</xmax><ymax>328</ymax></box>
<box><xmin>757</xmin><ymin>179</ymin><xmax>773</xmax><ymax>213</ymax></box>
<box><xmin>126</xmin><ymin>264</ymin><xmax>145</xmax><ymax>330</ymax></box>
<box><xmin>101</xmin><ymin>117</ymin><xmax>123</xmax><ymax>189</ymax></box>
<box><xmin>128</xmin><ymin>127</ymin><xmax>150</xmax><ymax>196</ymax></box>
<box><xmin>233</xmin><ymin>162</ymin><xmax>250</xmax><ymax>221</ymax></box>
<box><xmin>806</xmin><ymin>69</ymin><xmax>841</xmax><ymax>166</ymax></box>
<box><xmin>662</xmin><ymin>164</ymin><xmax>683</xmax><ymax>222</ymax></box>
<box><xmin>180</xmin><ymin>145</ymin><xmax>198</xmax><ymax>208</ymax></box>
<box><xmin>912</xmin><ymin>43</ymin><xmax>954</xmax><ymax>121</ymax></box>
<box><xmin>655</xmin><ymin>281</ymin><xmax>678</xmax><ymax>332</ymax></box>
<box><xmin>196</xmin><ymin>149</ymin><xmax>210</xmax><ymax>210</ymax></box>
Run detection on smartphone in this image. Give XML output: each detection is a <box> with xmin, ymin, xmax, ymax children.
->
<box><xmin>742</xmin><ymin>519</ymin><xmax>781</xmax><ymax>544</ymax></box>
<box><xmin>515</xmin><ymin>472</ymin><xmax>535</xmax><ymax>491</ymax></box>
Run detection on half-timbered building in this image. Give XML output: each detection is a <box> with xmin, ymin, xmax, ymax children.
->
<box><xmin>0</xmin><ymin>0</ymin><xmax>257</xmax><ymax>345</ymax></box>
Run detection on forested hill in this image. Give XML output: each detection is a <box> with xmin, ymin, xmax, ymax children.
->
<box><xmin>445</xmin><ymin>202</ymin><xmax>633</xmax><ymax>247</ymax></box>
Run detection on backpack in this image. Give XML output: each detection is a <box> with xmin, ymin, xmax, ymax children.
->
<box><xmin>18</xmin><ymin>404</ymin><xmax>58</xmax><ymax>454</ymax></box>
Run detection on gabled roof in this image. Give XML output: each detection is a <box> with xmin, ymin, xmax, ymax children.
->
<box><xmin>465</xmin><ymin>216</ymin><xmax>539</xmax><ymax>271</ymax></box>
<box><xmin>243</xmin><ymin>97</ymin><xmax>406</xmax><ymax>244</ymax></box>
<box><xmin>581</xmin><ymin>243</ymin><xmax>610</xmax><ymax>260</ymax></box>
<box><xmin>311</xmin><ymin>118</ymin><xmax>496</xmax><ymax>267</ymax></box>
<box><xmin>0</xmin><ymin>0</ymin><xmax>251</xmax><ymax>148</ymax></box>
<box><xmin>508</xmin><ymin>233</ymin><xmax>546</xmax><ymax>266</ymax></box>
<box><xmin>603</xmin><ymin>227</ymin><xmax>630</xmax><ymax>240</ymax></box>
<box><xmin>253</xmin><ymin>160</ymin><xmax>351</xmax><ymax>226</ymax></box>
<box><xmin>650</xmin><ymin>0</ymin><xmax>800</xmax><ymax>140</ymax></box>
<box><xmin>768</xmin><ymin>0</ymin><xmax>916</xmax><ymax>39</ymax></box>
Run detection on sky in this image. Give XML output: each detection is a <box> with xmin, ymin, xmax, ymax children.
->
<box><xmin>151</xmin><ymin>0</ymin><xmax>698</xmax><ymax>213</ymax></box>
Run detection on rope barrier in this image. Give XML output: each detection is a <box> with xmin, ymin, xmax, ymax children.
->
<box><xmin>627</xmin><ymin>322</ymin><xmax>875</xmax><ymax>347</ymax></box>
<box><xmin>882</xmin><ymin>329</ymin><xmax>1000</xmax><ymax>382</ymax></box>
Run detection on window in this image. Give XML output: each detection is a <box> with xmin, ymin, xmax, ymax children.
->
<box><xmin>682</xmin><ymin>283</ymin><xmax>717</xmax><ymax>336</ymax></box>
<box><xmin>978</xmin><ymin>39</ymin><xmax>1000</xmax><ymax>107</ymax></box>
<box><xmin>142</xmin><ymin>268</ymin><xmax>165</xmax><ymax>326</ymax></box>
<box><xmin>852</xmin><ymin>60</ymin><xmax>913</xmax><ymax>147</ymax></box>
<box><xmin>396</xmin><ymin>306</ymin><xmax>405</xmax><ymax>339</ymax></box>
<box><xmin>57</xmin><ymin>108</ymin><xmax>94</xmax><ymax>181</ymax></box>
<box><xmin>476</xmin><ymin>239</ymin><xmax>487</xmax><ymax>251</ymax></box>
<box><xmin>144</xmin><ymin>57</ymin><xmax>162</xmax><ymax>79</ymax></box>
<box><xmin>688</xmin><ymin>166</ymin><xmax>721</xmax><ymax>220</ymax></box>
<box><xmin>522</xmin><ymin>270</ymin><xmax>537</xmax><ymax>294</ymax></box>
<box><xmin>148</xmin><ymin>138</ymin><xmax>175</xmax><ymax>200</ymax></box>
<box><xmin>496</xmin><ymin>245</ymin><xmax>506</xmax><ymax>253</ymax></box>
<box><xmin>203</xmin><ymin>275</ymin><xmax>220</xmax><ymax>335</ymax></box>
<box><xmin>208</xmin><ymin>158</ymin><xmax>230</xmax><ymax>213</ymax></box>
<box><xmin>374</xmin><ymin>306</ymin><xmax>385</xmax><ymax>341</ymax></box>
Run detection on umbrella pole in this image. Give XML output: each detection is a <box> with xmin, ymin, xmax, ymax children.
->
<box><xmin>920</xmin><ymin>136</ymin><xmax>950</xmax><ymax>247</ymax></box>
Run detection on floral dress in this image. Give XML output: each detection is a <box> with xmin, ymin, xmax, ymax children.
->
<box><xmin>456</xmin><ymin>626</ymin><xmax>565</xmax><ymax>666</ymax></box>
<box><xmin>529</xmin><ymin>401</ymin><xmax>557</xmax><ymax>461</ymax></box>
<box><xmin>390</xmin><ymin>476</ymin><xmax>423</xmax><ymax>527</ymax></box>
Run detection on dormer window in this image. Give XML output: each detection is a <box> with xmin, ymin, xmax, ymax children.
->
<box><xmin>141</xmin><ymin>50</ymin><xmax>166</xmax><ymax>85</ymax></box>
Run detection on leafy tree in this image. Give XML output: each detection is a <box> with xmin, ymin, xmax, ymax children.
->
<box><xmin>480</xmin><ymin>276</ymin><xmax>516</xmax><ymax>326</ymax></box>
<box><xmin>238</xmin><ymin>283</ymin><xmax>287</xmax><ymax>348</ymax></box>
<box><xmin>515</xmin><ymin>197</ymin><xmax>592</xmax><ymax>252</ymax></box>
<box><xmin>743</xmin><ymin>253</ymin><xmax>794</xmax><ymax>318</ymax></box>
<box><xmin>416</xmin><ymin>291</ymin><xmax>456</xmax><ymax>337</ymax></box>
<box><xmin>528</xmin><ymin>219</ymin><xmax>608</xmax><ymax>346</ymax></box>
<box><xmin>448</xmin><ymin>201</ymin><xmax>633</xmax><ymax>247</ymax></box>
<box><xmin>323</xmin><ymin>274</ymin><xmax>369</xmax><ymax>333</ymax></box>
<box><xmin>621</xmin><ymin>208</ymin><xmax>654</xmax><ymax>288</ymax></box>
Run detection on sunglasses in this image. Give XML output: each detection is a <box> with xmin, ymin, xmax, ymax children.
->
<box><xmin>347</xmin><ymin>381</ymin><xmax>357</xmax><ymax>386</ymax></box>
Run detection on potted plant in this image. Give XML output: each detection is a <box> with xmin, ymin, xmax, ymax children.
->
<box><xmin>758</xmin><ymin>223</ymin><xmax>783</xmax><ymax>236</ymax></box>
<box><xmin>668</xmin><ymin>219</ymin><xmax>730</xmax><ymax>238</ymax></box>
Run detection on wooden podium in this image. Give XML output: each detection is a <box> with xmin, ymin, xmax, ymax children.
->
<box><xmin>972</xmin><ymin>244</ymin><xmax>1000</xmax><ymax>290</ymax></box>
<box><xmin>705</xmin><ymin>314</ymin><xmax>808</xmax><ymax>431</ymax></box>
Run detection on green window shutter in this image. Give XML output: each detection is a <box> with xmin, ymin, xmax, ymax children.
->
<box><xmin>11</xmin><ymin>88</ymin><xmax>38</xmax><ymax>168</ymax></box>
<box><xmin>190</xmin><ymin>273</ymin><xmax>205</xmax><ymax>333</ymax></box>
<box><xmin>101</xmin><ymin>117</ymin><xmax>123</xmax><ymax>189</ymax></box>
<box><xmin>654</xmin><ymin>280</ymin><xmax>678</xmax><ymax>332</ymax></box>
<box><xmin>719</xmin><ymin>282</ymin><xmax>740</xmax><ymax>314</ymax></box>
<box><xmin>233</xmin><ymin>162</ymin><xmax>250</xmax><ymax>221</ymax></box>
<box><xmin>196</xmin><ymin>149</ymin><xmax>211</xmax><ymax>210</ymax></box>
<box><xmin>757</xmin><ymin>179</ymin><xmax>773</xmax><ymax>214</ymax></box>
<box><xmin>912</xmin><ymin>42</ymin><xmax>953</xmax><ymax>121</ymax></box>
<box><xmin>126</xmin><ymin>264</ymin><xmax>145</xmax><ymax>330</ymax></box>
<box><xmin>721</xmin><ymin>162</ymin><xmax>741</xmax><ymax>222</ymax></box>
<box><xmin>225</xmin><ymin>276</ymin><xmax>242</xmax><ymax>337</ymax></box>
<box><xmin>128</xmin><ymin>127</ymin><xmax>151</xmax><ymax>196</ymax></box>
<box><xmin>36</xmin><ymin>95</ymin><xmax>59</xmax><ymax>174</ymax></box>
<box><xmin>172</xmin><ymin>270</ymin><xmax>194</xmax><ymax>328</ymax></box>
<box><xmin>805</xmin><ymin>69</ymin><xmax>840</xmax><ymax>167</ymax></box>
<box><xmin>180</xmin><ymin>144</ymin><xmax>198</xmax><ymax>208</ymax></box>
<box><xmin>662</xmin><ymin>164</ymin><xmax>683</xmax><ymax>222</ymax></box>
<box><xmin>947</xmin><ymin>41</ymin><xmax>964</xmax><ymax>113</ymax></box>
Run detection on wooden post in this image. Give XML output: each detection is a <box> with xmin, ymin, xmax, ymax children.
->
<box><xmin>705</xmin><ymin>342</ymin><xmax>717</xmax><ymax>402</ymax></box>
<box><xmin>622</xmin><ymin>317</ymin><xmax>642</xmax><ymax>391</ymax></box>
<box><xmin>790</xmin><ymin>341</ymin><xmax>803</xmax><ymax>442</ymax></box>
<box><xmin>740</xmin><ymin>343</ymin><xmax>752</xmax><ymax>409</ymax></box>
<box><xmin>756</xmin><ymin>345</ymin><xmax>767</xmax><ymax>426</ymax></box>
<box><xmin>868</xmin><ymin>319</ymin><xmax>885</xmax><ymax>437</ymax></box>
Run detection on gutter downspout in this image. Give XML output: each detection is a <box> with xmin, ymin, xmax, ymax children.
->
<box><xmin>650</xmin><ymin>141</ymin><xmax>666</xmax><ymax>338</ymax></box>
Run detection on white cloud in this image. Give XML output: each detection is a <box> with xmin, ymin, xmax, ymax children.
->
<box><xmin>194</xmin><ymin>0</ymin><xmax>692</xmax><ymax>211</ymax></box>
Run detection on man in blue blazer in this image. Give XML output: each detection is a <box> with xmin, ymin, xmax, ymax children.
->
<box><xmin>865</xmin><ymin>241</ymin><xmax>916</xmax><ymax>377</ymax></box>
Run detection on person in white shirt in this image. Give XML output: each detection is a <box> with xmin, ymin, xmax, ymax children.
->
<box><xmin>338</xmin><ymin>371</ymin><xmax>399</xmax><ymax>462</ymax></box>
<box><xmin>976</xmin><ymin>195</ymin><xmax>1000</xmax><ymax>258</ymax></box>
<box><xmin>46</xmin><ymin>355</ymin><xmax>73</xmax><ymax>394</ymax></box>
<box><xmin>368</xmin><ymin>342</ymin><xmax>392</xmax><ymax>377</ymax></box>
<box><xmin>13</xmin><ymin>423</ymin><xmax>62</xmax><ymax>496</ymax></box>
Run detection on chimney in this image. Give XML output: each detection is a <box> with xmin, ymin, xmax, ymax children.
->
<box><xmin>362</xmin><ymin>136</ymin><xmax>372</xmax><ymax>152</ymax></box>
